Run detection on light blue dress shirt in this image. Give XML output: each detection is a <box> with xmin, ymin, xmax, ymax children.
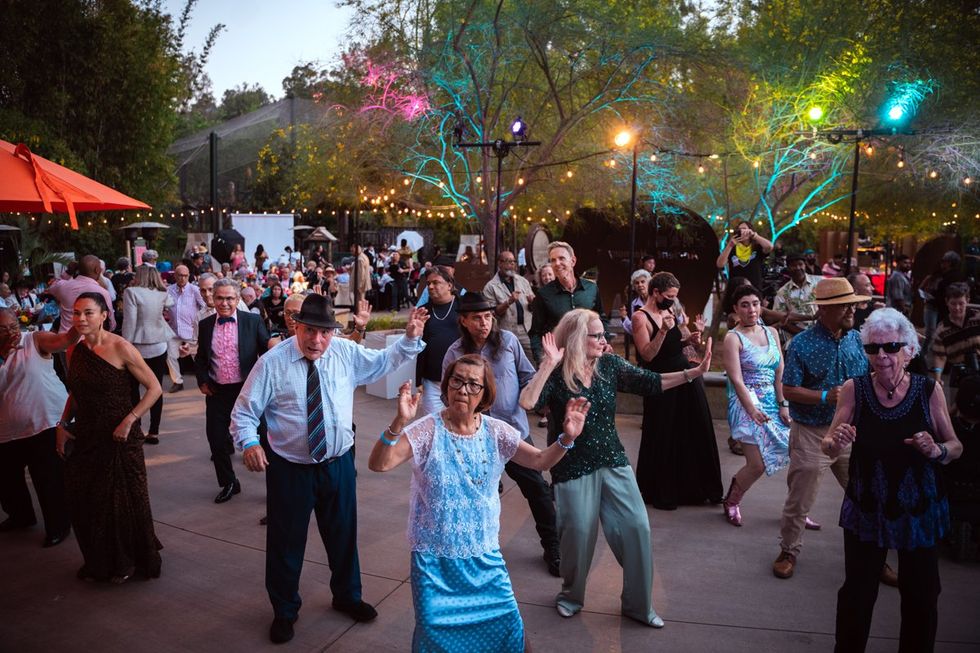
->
<box><xmin>231</xmin><ymin>334</ymin><xmax>425</xmax><ymax>463</ymax></box>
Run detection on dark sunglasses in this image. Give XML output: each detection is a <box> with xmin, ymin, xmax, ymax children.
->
<box><xmin>863</xmin><ymin>342</ymin><xmax>906</xmax><ymax>355</ymax></box>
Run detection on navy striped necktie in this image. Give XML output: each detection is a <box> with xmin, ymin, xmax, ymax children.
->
<box><xmin>306</xmin><ymin>358</ymin><xmax>326</xmax><ymax>461</ymax></box>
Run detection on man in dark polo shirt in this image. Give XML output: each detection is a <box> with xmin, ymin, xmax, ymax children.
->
<box><xmin>529</xmin><ymin>241</ymin><xmax>608</xmax><ymax>364</ymax></box>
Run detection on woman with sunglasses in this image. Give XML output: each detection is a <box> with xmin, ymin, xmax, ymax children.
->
<box><xmin>824</xmin><ymin>308</ymin><xmax>961</xmax><ymax>652</ymax></box>
<box><xmin>369</xmin><ymin>354</ymin><xmax>591</xmax><ymax>652</ymax></box>
<box><xmin>519</xmin><ymin>308</ymin><xmax>713</xmax><ymax>626</ymax></box>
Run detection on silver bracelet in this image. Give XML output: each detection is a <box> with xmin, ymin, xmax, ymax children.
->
<box><xmin>556</xmin><ymin>433</ymin><xmax>575</xmax><ymax>450</ymax></box>
<box><xmin>683</xmin><ymin>369</ymin><xmax>693</xmax><ymax>383</ymax></box>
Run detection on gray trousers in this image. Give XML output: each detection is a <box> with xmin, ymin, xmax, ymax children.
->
<box><xmin>553</xmin><ymin>465</ymin><xmax>660</xmax><ymax>624</ymax></box>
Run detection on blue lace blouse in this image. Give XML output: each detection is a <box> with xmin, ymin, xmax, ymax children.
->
<box><xmin>404</xmin><ymin>413</ymin><xmax>520</xmax><ymax>558</ymax></box>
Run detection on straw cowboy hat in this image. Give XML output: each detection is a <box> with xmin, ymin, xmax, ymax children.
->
<box><xmin>811</xmin><ymin>277</ymin><xmax>871</xmax><ymax>306</ymax></box>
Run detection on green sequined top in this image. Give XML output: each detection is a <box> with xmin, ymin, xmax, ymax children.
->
<box><xmin>534</xmin><ymin>354</ymin><xmax>662</xmax><ymax>484</ymax></box>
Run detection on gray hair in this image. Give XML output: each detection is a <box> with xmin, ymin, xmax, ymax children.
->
<box><xmin>213</xmin><ymin>278</ymin><xmax>241</xmax><ymax>295</ymax></box>
<box><xmin>197</xmin><ymin>273</ymin><xmax>218</xmax><ymax>285</ymax></box>
<box><xmin>630</xmin><ymin>269</ymin><xmax>652</xmax><ymax>284</ymax></box>
<box><xmin>860</xmin><ymin>307</ymin><xmax>920</xmax><ymax>358</ymax></box>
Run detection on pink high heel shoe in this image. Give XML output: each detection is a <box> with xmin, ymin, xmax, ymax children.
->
<box><xmin>722</xmin><ymin>477</ymin><xmax>745</xmax><ymax>527</ymax></box>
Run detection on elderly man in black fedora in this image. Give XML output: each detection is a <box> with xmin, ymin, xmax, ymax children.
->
<box><xmin>231</xmin><ymin>293</ymin><xmax>429</xmax><ymax>644</ymax></box>
<box><xmin>443</xmin><ymin>292</ymin><xmax>561</xmax><ymax>575</ymax></box>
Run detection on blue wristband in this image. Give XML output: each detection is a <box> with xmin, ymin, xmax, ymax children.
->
<box><xmin>556</xmin><ymin>433</ymin><xmax>575</xmax><ymax>450</ymax></box>
<box><xmin>820</xmin><ymin>390</ymin><xmax>828</xmax><ymax>405</ymax></box>
<box><xmin>379</xmin><ymin>429</ymin><xmax>400</xmax><ymax>446</ymax></box>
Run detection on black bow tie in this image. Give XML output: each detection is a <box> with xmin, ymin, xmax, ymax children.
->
<box><xmin>217</xmin><ymin>316</ymin><xmax>235</xmax><ymax>325</ymax></box>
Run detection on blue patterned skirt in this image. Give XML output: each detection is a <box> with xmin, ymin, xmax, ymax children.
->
<box><xmin>411</xmin><ymin>549</ymin><xmax>525</xmax><ymax>653</ymax></box>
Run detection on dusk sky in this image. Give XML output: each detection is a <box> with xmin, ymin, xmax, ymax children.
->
<box><xmin>162</xmin><ymin>0</ymin><xmax>354</xmax><ymax>99</ymax></box>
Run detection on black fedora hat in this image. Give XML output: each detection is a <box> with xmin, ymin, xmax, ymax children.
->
<box><xmin>292</xmin><ymin>293</ymin><xmax>343</xmax><ymax>330</ymax></box>
<box><xmin>456</xmin><ymin>292</ymin><xmax>494</xmax><ymax>313</ymax></box>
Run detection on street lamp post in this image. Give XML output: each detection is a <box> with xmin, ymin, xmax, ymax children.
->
<box><xmin>454</xmin><ymin>118</ymin><xmax>540</xmax><ymax>262</ymax></box>
<box><xmin>614</xmin><ymin>129</ymin><xmax>640</xmax><ymax>360</ymax></box>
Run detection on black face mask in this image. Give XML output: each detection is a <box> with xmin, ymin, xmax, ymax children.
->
<box><xmin>656</xmin><ymin>298</ymin><xmax>674</xmax><ymax>310</ymax></box>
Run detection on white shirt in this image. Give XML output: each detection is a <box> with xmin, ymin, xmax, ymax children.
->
<box><xmin>231</xmin><ymin>333</ymin><xmax>425</xmax><ymax>463</ymax></box>
<box><xmin>0</xmin><ymin>332</ymin><xmax>68</xmax><ymax>442</ymax></box>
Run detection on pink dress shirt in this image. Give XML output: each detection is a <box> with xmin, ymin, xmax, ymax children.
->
<box><xmin>210</xmin><ymin>315</ymin><xmax>242</xmax><ymax>384</ymax></box>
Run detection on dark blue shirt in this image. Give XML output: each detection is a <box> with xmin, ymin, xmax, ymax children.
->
<box><xmin>782</xmin><ymin>322</ymin><xmax>868</xmax><ymax>426</ymax></box>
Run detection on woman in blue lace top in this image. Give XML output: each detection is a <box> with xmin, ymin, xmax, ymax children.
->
<box><xmin>822</xmin><ymin>308</ymin><xmax>962</xmax><ymax>653</ymax></box>
<box><xmin>368</xmin><ymin>354</ymin><xmax>590</xmax><ymax>653</ymax></box>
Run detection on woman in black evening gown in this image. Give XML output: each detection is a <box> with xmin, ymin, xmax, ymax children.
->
<box><xmin>631</xmin><ymin>272</ymin><xmax>723</xmax><ymax>509</ymax></box>
<box><xmin>56</xmin><ymin>292</ymin><xmax>163</xmax><ymax>583</ymax></box>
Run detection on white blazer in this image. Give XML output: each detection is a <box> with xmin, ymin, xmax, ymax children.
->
<box><xmin>122</xmin><ymin>286</ymin><xmax>176</xmax><ymax>345</ymax></box>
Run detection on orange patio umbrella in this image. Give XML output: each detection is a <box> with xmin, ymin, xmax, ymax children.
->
<box><xmin>0</xmin><ymin>140</ymin><xmax>151</xmax><ymax>230</ymax></box>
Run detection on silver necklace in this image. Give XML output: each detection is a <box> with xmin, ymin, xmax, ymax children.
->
<box><xmin>431</xmin><ymin>297</ymin><xmax>455</xmax><ymax>320</ymax></box>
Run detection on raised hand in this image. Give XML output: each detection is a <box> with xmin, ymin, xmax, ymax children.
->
<box><xmin>542</xmin><ymin>332</ymin><xmax>564</xmax><ymax>367</ymax></box>
<box><xmin>353</xmin><ymin>299</ymin><xmax>372</xmax><ymax>329</ymax></box>
<box><xmin>562</xmin><ymin>397</ymin><xmax>591</xmax><ymax>440</ymax></box>
<box><xmin>697</xmin><ymin>337</ymin><xmax>713</xmax><ymax>373</ymax></box>
<box><xmin>397</xmin><ymin>381</ymin><xmax>422</xmax><ymax>423</ymax></box>
<box><xmin>694</xmin><ymin>314</ymin><xmax>706</xmax><ymax>333</ymax></box>
<box><xmin>405</xmin><ymin>307</ymin><xmax>429</xmax><ymax>338</ymax></box>
<box><xmin>661</xmin><ymin>311</ymin><xmax>676</xmax><ymax>331</ymax></box>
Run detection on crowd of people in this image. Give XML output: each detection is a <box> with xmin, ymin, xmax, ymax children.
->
<box><xmin>0</xmin><ymin>229</ymin><xmax>978</xmax><ymax>651</ymax></box>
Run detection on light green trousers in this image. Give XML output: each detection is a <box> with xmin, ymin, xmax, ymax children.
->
<box><xmin>553</xmin><ymin>465</ymin><xmax>659</xmax><ymax>624</ymax></box>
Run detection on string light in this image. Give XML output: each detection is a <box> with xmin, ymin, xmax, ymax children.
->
<box><xmin>649</xmin><ymin>154</ymin><xmax>657</xmax><ymax>162</ymax></box>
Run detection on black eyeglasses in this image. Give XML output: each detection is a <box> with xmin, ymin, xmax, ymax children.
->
<box><xmin>447</xmin><ymin>375</ymin><xmax>484</xmax><ymax>393</ymax></box>
<box><xmin>863</xmin><ymin>342</ymin><xmax>906</xmax><ymax>355</ymax></box>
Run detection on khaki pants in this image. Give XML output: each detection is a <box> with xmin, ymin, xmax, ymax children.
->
<box><xmin>779</xmin><ymin>422</ymin><xmax>850</xmax><ymax>557</ymax></box>
<box><xmin>166</xmin><ymin>336</ymin><xmax>196</xmax><ymax>385</ymax></box>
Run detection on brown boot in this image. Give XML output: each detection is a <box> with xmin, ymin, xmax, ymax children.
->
<box><xmin>772</xmin><ymin>551</ymin><xmax>796</xmax><ymax>579</ymax></box>
<box><xmin>722</xmin><ymin>477</ymin><xmax>745</xmax><ymax>527</ymax></box>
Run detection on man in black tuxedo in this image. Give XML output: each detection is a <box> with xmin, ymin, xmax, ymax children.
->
<box><xmin>195</xmin><ymin>278</ymin><xmax>279</xmax><ymax>503</ymax></box>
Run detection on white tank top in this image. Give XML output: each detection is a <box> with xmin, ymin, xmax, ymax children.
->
<box><xmin>0</xmin><ymin>332</ymin><xmax>68</xmax><ymax>443</ymax></box>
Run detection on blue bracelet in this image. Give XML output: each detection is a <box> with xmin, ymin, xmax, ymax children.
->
<box><xmin>379</xmin><ymin>429</ymin><xmax>400</xmax><ymax>446</ymax></box>
<box><xmin>556</xmin><ymin>433</ymin><xmax>575</xmax><ymax>450</ymax></box>
<box><xmin>820</xmin><ymin>390</ymin><xmax>828</xmax><ymax>404</ymax></box>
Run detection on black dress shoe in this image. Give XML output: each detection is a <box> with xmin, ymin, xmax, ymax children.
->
<box><xmin>43</xmin><ymin>526</ymin><xmax>71</xmax><ymax>548</ymax></box>
<box><xmin>168</xmin><ymin>383</ymin><xmax>184</xmax><ymax>393</ymax></box>
<box><xmin>269</xmin><ymin>616</ymin><xmax>296</xmax><ymax>644</ymax></box>
<box><xmin>144</xmin><ymin>434</ymin><xmax>160</xmax><ymax>445</ymax></box>
<box><xmin>544</xmin><ymin>552</ymin><xmax>561</xmax><ymax>577</ymax></box>
<box><xmin>259</xmin><ymin>515</ymin><xmax>268</xmax><ymax>525</ymax></box>
<box><xmin>214</xmin><ymin>480</ymin><xmax>241</xmax><ymax>504</ymax></box>
<box><xmin>0</xmin><ymin>517</ymin><xmax>36</xmax><ymax>532</ymax></box>
<box><xmin>332</xmin><ymin>599</ymin><xmax>377</xmax><ymax>622</ymax></box>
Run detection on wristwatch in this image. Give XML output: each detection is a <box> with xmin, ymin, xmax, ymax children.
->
<box><xmin>778</xmin><ymin>400</ymin><xmax>790</xmax><ymax>408</ymax></box>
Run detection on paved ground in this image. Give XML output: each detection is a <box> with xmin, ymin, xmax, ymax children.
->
<box><xmin>2</xmin><ymin>368</ymin><xmax>979</xmax><ymax>652</ymax></box>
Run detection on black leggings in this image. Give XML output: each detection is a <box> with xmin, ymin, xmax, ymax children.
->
<box><xmin>130</xmin><ymin>352</ymin><xmax>168</xmax><ymax>435</ymax></box>
<box><xmin>835</xmin><ymin>530</ymin><xmax>941</xmax><ymax>653</ymax></box>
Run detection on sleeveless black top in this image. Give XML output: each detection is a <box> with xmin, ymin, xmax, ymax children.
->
<box><xmin>840</xmin><ymin>373</ymin><xmax>949</xmax><ymax>549</ymax></box>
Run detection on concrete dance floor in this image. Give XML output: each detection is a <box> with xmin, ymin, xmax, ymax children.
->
<box><xmin>2</xmin><ymin>379</ymin><xmax>979</xmax><ymax>652</ymax></box>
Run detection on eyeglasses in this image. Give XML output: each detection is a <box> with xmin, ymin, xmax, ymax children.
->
<box><xmin>585</xmin><ymin>332</ymin><xmax>607</xmax><ymax>341</ymax></box>
<box><xmin>863</xmin><ymin>342</ymin><xmax>906</xmax><ymax>355</ymax></box>
<box><xmin>447</xmin><ymin>375</ymin><xmax>484</xmax><ymax>394</ymax></box>
<box><xmin>284</xmin><ymin>310</ymin><xmax>300</xmax><ymax>319</ymax></box>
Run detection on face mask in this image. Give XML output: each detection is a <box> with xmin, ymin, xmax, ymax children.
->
<box><xmin>656</xmin><ymin>298</ymin><xmax>674</xmax><ymax>310</ymax></box>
